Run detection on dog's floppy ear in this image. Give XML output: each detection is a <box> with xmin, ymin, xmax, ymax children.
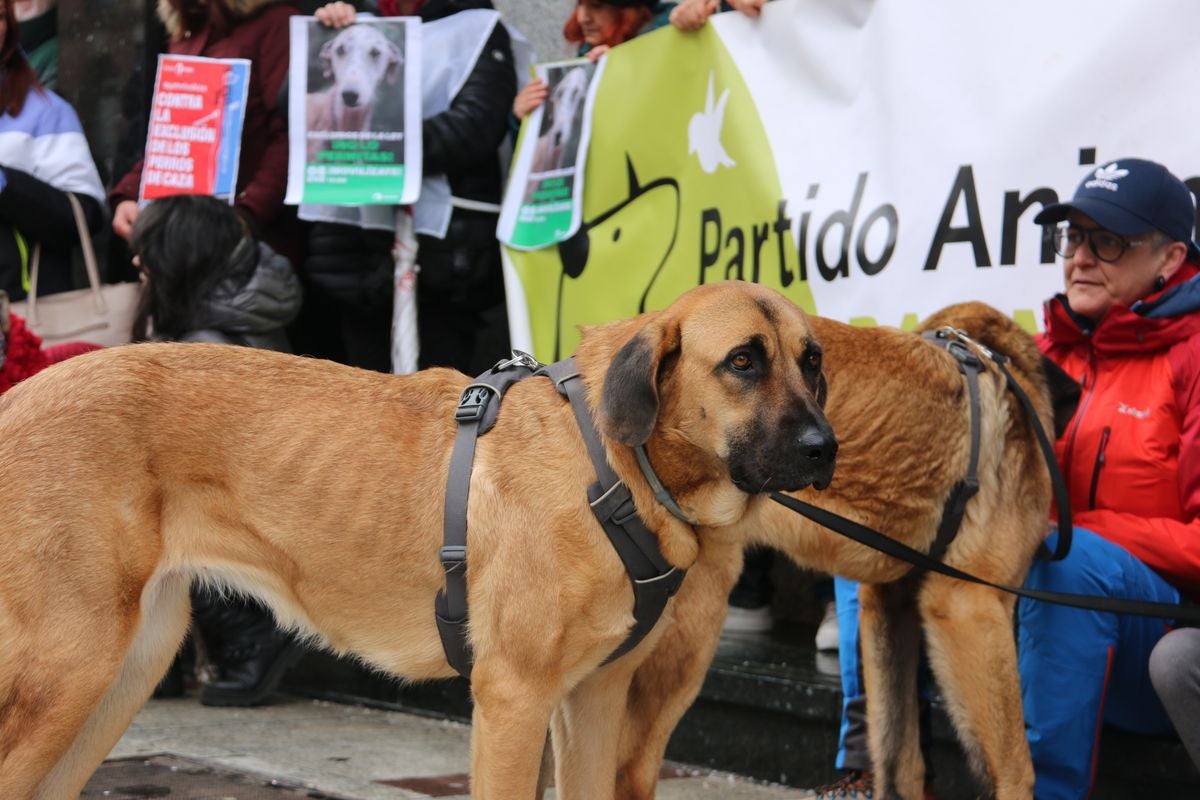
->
<box><xmin>319</xmin><ymin>36</ymin><xmax>336</xmax><ymax>79</ymax></box>
<box><xmin>600</xmin><ymin>316</ymin><xmax>681</xmax><ymax>446</ymax></box>
<box><xmin>1041</xmin><ymin>355</ymin><xmax>1081</xmax><ymax>439</ymax></box>
<box><xmin>386</xmin><ymin>42</ymin><xmax>404</xmax><ymax>85</ymax></box>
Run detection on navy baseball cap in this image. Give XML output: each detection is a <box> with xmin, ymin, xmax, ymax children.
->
<box><xmin>1035</xmin><ymin>158</ymin><xmax>1200</xmax><ymax>261</ymax></box>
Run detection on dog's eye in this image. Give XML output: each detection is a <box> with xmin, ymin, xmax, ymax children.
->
<box><xmin>802</xmin><ymin>350</ymin><xmax>822</xmax><ymax>373</ymax></box>
<box><xmin>729</xmin><ymin>351</ymin><xmax>753</xmax><ymax>372</ymax></box>
<box><xmin>336</xmin><ymin>45</ymin><xmax>346</xmax><ymax>57</ymax></box>
<box><xmin>369</xmin><ymin>47</ymin><xmax>381</xmax><ymax>59</ymax></box>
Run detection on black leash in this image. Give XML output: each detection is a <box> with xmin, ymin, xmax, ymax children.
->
<box><xmin>769</xmin><ymin>328</ymin><xmax>1200</xmax><ymax>623</ymax></box>
<box><xmin>770</xmin><ymin>493</ymin><xmax>1199</xmax><ymax>622</ymax></box>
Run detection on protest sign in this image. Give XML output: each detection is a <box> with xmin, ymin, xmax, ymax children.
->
<box><xmin>285</xmin><ymin>16</ymin><xmax>422</xmax><ymax>206</ymax></box>
<box><xmin>139</xmin><ymin>55</ymin><xmax>250</xmax><ymax>203</ymax></box>
<box><xmin>497</xmin><ymin>59</ymin><xmax>600</xmax><ymax>250</ymax></box>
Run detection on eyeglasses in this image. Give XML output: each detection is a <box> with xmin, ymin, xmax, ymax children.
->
<box><xmin>1049</xmin><ymin>226</ymin><xmax>1156</xmax><ymax>263</ymax></box>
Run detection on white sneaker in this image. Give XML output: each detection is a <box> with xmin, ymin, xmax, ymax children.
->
<box><xmin>814</xmin><ymin>600</ymin><xmax>839</xmax><ymax>651</ymax></box>
<box><xmin>723</xmin><ymin>604</ymin><xmax>773</xmax><ymax>633</ymax></box>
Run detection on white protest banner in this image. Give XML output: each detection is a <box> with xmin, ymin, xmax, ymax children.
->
<box><xmin>139</xmin><ymin>55</ymin><xmax>250</xmax><ymax>203</ymax></box>
<box><xmin>285</xmin><ymin>15</ymin><xmax>422</xmax><ymax>206</ymax></box>
<box><xmin>497</xmin><ymin>58</ymin><xmax>601</xmax><ymax>250</ymax></box>
<box><xmin>501</xmin><ymin>0</ymin><xmax>1200</xmax><ymax>362</ymax></box>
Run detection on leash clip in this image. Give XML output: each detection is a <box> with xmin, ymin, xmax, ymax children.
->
<box><xmin>936</xmin><ymin>326</ymin><xmax>994</xmax><ymax>362</ymax></box>
<box><xmin>491</xmin><ymin>349</ymin><xmax>543</xmax><ymax>373</ymax></box>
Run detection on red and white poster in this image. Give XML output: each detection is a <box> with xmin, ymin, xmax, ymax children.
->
<box><xmin>139</xmin><ymin>54</ymin><xmax>251</xmax><ymax>203</ymax></box>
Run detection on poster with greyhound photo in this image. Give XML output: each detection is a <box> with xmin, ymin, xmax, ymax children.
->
<box><xmin>285</xmin><ymin>15</ymin><xmax>422</xmax><ymax>206</ymax></box>
<box><xmin>497</xmin><ymin>58</ymin><xmax>602</xmax><ymax>250</ymax></box>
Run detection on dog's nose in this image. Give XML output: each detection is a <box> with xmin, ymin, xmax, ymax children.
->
<box><xmin>342</xmin><ymin>89</ymin><xmax>360</xmax><ymax>107</ymax></box>
<box><xmin>797</xmin><ymin>425</ymin><xmax>837</xmax><ymax>465</ymax></box>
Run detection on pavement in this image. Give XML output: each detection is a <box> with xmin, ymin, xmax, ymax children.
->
<box><xmin>100</xmin><ymin>694</ymin><xmax>817</xmax><ymax>799</ymax></box>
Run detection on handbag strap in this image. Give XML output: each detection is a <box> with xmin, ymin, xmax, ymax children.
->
<box><xmin>25</xmin><ymin>192</ymin><xmax>105</xmax><ymax>326</ymax></box>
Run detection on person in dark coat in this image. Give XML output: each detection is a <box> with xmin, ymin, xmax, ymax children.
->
<box><xmin>130</xmin><ymin>193</ymin><xmax>305</xmax><ymax>707</ymax></box>
<box><xmin>298</xmin><ymin>0</ymin><xmax>516</xmax><ymax>374</ymax></box>
<box><xmin>109</xmin><ymin>0</ymin><xmax>305</xmax><ymax>269</ymax></box>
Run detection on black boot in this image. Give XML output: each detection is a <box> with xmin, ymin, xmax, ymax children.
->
<box><xmin>192</xmin><ymin>589</ymin><xmax>302</xmax><ymax>707</ymax></box>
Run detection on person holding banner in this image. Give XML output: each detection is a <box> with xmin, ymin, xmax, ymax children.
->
<box><xmin>1016</xmin><ymin>158</ymin><xmax>1200</xmax><ymax>799</ymax></box>
<box><xmin>109</xmin><ymin>0</ymin><xmax>304</xmax><ymax>268</ymax></box>
<box><xmin>510</xmin><ymin>0</ymin><xmax>673</xmax><ymax>122</ymax></box>
<box><xmin>0</xmin><ymin>0</ymin><xmax>105</xmax><ymax>301</ymax></box>
<box><xmin>667</xmin><ymin>0</ymin><xmax>764</xmax><ymax>31</ymax></box>
<box><xmin>303</xmin><ymin>0</ymin><xmax>516</xmax><ymax>373</ymax></box>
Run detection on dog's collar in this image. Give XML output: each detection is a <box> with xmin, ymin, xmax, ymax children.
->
<box><xmin>634</xmin><ymin>444</ymin><xmax>697</xmax><ymax>525</ymax></box>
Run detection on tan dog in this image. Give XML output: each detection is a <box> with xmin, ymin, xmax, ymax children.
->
<box><xmin>0</xmin><ymin>281</ymin><xmax>836</xmax><ymax>800</ymax></box>
<box><xmin>611</xmin><ymin>302</ymin><xmax>1079</xmax><ymax>800</ymax></box>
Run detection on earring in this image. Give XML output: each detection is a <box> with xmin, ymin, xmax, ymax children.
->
<box><xmin>1155</xmin><ymin>275</ymin><xmax>1166</xmax><ymax>290</ymax></box>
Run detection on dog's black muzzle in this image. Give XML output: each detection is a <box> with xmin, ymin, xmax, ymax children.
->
<box><xmin>729</xmin><ymin>415</ymin><xmax>838</xmax><ymax>494</ymax></box>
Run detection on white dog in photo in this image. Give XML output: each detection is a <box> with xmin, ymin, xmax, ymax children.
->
<box><xmin>530</xmin><ymin>66</ymin><xmax>590</xmax><ymax>174</ymax></box>
<box><xmin>305</xmin><ymin>23</ymin><xmax>404</xmax><ymax>160</ymax></box>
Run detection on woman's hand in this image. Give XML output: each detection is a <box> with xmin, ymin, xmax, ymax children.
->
<box><xmin>513</xmin><ymin>78</ymin><xmax>548</xmax><ymax>120</ymax></box>
<box><xmin>112</xmin><ymin>200</ymin><xmax>139</xmax><ymax>242</ymax></box>
<box><xmin>728</xmin><ymin>0</ymin><xmax>766</xmax><ymax>16</ymax></box>
<box><xmin>314</xmin><ymin>1</ymin><xmax>357</xmax><ymax>28</ymax></box>
<box><xmin>670</xmin><ymin>0</ymin><xmax>719</xmax><ymax>31</ymax></box>
<box><xmin>585</xmin><ymin>44</ymin><xmax>611</xmax><ymax>62</ymax></box>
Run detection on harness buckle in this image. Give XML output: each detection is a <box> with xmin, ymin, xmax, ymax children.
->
<box><xmin>439</xmin><ymin>545</ymin><xmax>467</xmax><ymax>571</ymax></box>
<box><xmin>945</xmin><ymin>340</ymin><xmax>982</xmax><ymax>369</ymax></box>
<box><xmin>455</xmin><ymin>385</ymin><xmax>493</xmax><ymax>423</ymax></box>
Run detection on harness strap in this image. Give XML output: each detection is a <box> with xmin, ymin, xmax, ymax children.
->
<box><xmin>539</xmin><ymin>358</ymin><xmax>685</xmax><ymax>665</ymax></box>
<box><xmin>436</xmin><ymin>354</ymin><xmax>685</xmax><ymax>680</ymax></box>
<box><xmin>436</xmin><ymin>355</ymin><xmax>540</xmax><ymax>679</ymax></box>
<box><xmin>922</xmin><ymin>332</ymin><xmax>983</xmax><ymax>562</ymax></box>
<box><xmin>992</xmin><ymin>353</ymin><xmax>1073</xmax><ymax>561</ymax></box>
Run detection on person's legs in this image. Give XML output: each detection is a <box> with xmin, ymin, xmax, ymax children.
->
<box><xmin>834</xmin><ymin>576</ymin><xmax>870</xmax><ymax>771</ymax></box>
<box><xmin>814</xmin><ymin>576</ymin><xmax>839</xmax><ymax>651</ymax></box>
<box><xmin>1149</xmin><ymin>627</ymin><xmax>1200</xmax><ymax>772</ymax></box>
<box><xmin>724</xmin><ymin>546</ymin><xmax>775</xmax><ymax>633</ymax></box>
<box><xmin>191</xmin><ymin>586</ymin><xmax>302</xmax><ymax>707</ymax></box>
<box><xmin>1019</xmin><ymin>528</ymin><xmax>1176</xmax><ymax>800</ymax></box>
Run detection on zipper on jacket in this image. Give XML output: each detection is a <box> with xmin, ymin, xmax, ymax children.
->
<box><xmin>1063</xmin><ymin>365</ymin><xmax>1094</xmax><ymax>484</ymax></box>
<box><xmin>1087</xmin><ymin>426</ymin><xmax>1111</xmax><ymax>510</ymax></box>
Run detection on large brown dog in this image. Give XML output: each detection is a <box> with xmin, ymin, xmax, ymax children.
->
<box><xmin>0</xmin><ymin>281</ymin><xmax>836</xmax><ymax>800</ymax></box>
<box><xmin>611</xmin><ymin>302</ymin><xmax>1077</xmax><ymax>800</ymax></box>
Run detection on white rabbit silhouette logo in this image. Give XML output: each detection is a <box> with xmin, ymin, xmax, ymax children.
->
<box><xmin>688</xmin><ymin>71</ymin><xmax>735</xmax><ymax>174</ymax></box>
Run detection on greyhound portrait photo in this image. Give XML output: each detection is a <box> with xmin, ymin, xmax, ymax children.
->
<box><xmin>530</xmin><ymin>62</ymin><xmax>594</xmax><ymax>175</ymax></box>
<box><xmin>289</xmin><ymin>17</ymin><xmax>409</xmax><ymax>161</ymax></box>
<box><xmin>286</xmin><ymin>15</ymin><xmax>421</xmax><ymax>205</ymax></box>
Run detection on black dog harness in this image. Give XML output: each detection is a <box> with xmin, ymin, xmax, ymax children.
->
<box><xmin>767</xmin><ymin>328</ymin><xmax>1200</xmax><ymax>623</ymax></box>
<box><xmin>435</xmin><ymin>354</ymin><xmax>686</xmax><ymax>679</ymax></box>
